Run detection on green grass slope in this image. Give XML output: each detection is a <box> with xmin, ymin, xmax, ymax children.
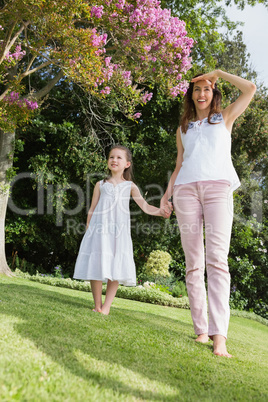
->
<box><xmin>0</xmin><ymin>275</ymin><xmax>267</xmax><ymax>401</ymax></box>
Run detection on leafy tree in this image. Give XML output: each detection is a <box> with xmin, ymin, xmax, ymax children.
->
<box><xmin>0</xmin><ymin>0</ymin><xmax>194</xmax><ymax>274</ymax></box>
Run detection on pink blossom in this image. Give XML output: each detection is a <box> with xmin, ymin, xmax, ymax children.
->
<box><xmin>87</xmin><ymin>0</ymin><xmax>193</xmax><ymax>104</ymax></box>
<box><xmin>115</xmin><ymin>0</ymin><xmax>125</xmax><ymax>9</ymax></box>
<box><xmin>3</xmin><ymin>91</ymin><xmax>39</xmax><ymax>110</ymax></box>
<box><xmin>122</xmin><ymin>71</ymin><xmax>131</xmax><ymax>80</ymax></box>
<box><xmin>105</xmin><ymin>57</ymin><xmax>112</xmax><ymax>67</ymax></box>
<box><xmin>91</xmin><ymin>5</ymin><xmax>104</xmax><ymax>19</ymax></box>
<box><xmin>95</xmin><ymin>49</ymin><xmax>105</xmax><ymax>56</ymax></box>
<box><xmin>4</xmin><ymin>91</ymin><xmax>20</xmax><ymax>103</ymax></box>
<box><xmin>91</xmin><ymin>29</ymin><xmax>107</xmax><ymax>48</ymax></box>
<box><xmin>100</xmin><ymin>86</ymin><xmax>111</xmax><ymax>95</ymax></box>
<box><xmin>141</xmin><ymin>92</ymin><xmax>153</xmax><ymax>103</ymax></box>
<box><xmin>169</xmin><ymin>80</ymin><xmax>189</xmax><ymax>98</ymax></box>
<box><xmin>25</xmin><ymin>99</ymin><xmax>38</xmax><ymax>110</ymax></box>
<box><xmin>6</xmin><ymin>44</ymin><xmax>26</xmax><ymax>62</ymax></box>
<box><xmin>133</xmin><ymin>112</ymin><xmax>142</xmax><ymax>119</ymax></box>
<box><xmin>143</xmin><ymin>45</ymin><xmax>151</xmax><ymax>52</ymax></box>
<box><xmin>121</xmin><ymin>70</ymin><xmax>132</xmax><ymax>86</ymax></box>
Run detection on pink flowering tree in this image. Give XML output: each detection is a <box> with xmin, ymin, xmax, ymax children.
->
<box><xmin>0</xmin><ymin>0</ymin><xmax>193</xmax><ymax>275</ymax></box>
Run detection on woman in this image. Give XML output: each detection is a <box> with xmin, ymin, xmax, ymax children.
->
<box><xmin>161</xmin><ymin>70</ymin><xmax>256</xmax><ymax>357</ymax></box>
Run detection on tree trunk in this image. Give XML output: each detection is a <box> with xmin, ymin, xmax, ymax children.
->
<box><xmin>0</xmin><ymin>71</ymin><xmax>64</xmax><ymax>276</ymax></box>
<box><xmin>0</xmin><ymin>129</ymin><xmax>15</xmax><ymax>276</ymax></box>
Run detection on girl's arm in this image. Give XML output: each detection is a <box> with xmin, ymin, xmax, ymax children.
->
<box><xmin>86</xmin><ymin>181</ymin><xmax>101</xmax><ymax>229</ymax></box>
<box><xmin>192</xmin><ymin>69</ymin><xmax>256</xmax><ymax>132</ymax></box>
<box><xmin>160</xmin><ymin>127</ymin><xmax>184</xmax><ymax>209</ymax></box>
<box><xmin>131</xmin><ymin>183</ymin><xmax>170</xmax><ymax>218</ymax></box>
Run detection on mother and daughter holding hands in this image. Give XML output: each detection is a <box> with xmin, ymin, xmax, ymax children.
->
<box><xmin>74</xmin><ymin>69</ymin><xmax>256</xmax><ymax>358</ymax></box>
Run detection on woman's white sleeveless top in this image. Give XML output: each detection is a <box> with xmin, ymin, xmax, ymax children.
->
<box><xmin>174</xmin><ymin>113</ymin><xmax>240</xmax><ymax>191</ymax></box>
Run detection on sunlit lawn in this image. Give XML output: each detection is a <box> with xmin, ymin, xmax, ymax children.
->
<box><xmin>0</xmin><ymin>275</ymin><xmax>267</xmax><ymax>401</ymax></box>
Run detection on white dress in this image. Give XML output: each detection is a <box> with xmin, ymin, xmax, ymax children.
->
<box><xmin>73</xmin><ymin>180</ymin><xmax>136</xmax><ymax>286</ymax></box>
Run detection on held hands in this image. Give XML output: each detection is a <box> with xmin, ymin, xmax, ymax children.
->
<box><xmin>159</xmin><ymin>199</ymin><xmax>173</xmax><ymax>218</ymax></box>
<box><xmin>191</xmin><ymin>70</ymin><xmax>221</xmax><ymax>89</ymax></box>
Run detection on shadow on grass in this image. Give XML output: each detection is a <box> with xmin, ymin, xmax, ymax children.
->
<box><xmin>0</xmin><ymin>280</ymin><xmax>196</xmax><ymax>401</ymax></box>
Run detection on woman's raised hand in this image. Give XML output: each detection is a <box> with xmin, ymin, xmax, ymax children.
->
<box><xmin>191</xmin><ymin>70</ymin><xmax>220</xmax><ymax>89</ymax></box>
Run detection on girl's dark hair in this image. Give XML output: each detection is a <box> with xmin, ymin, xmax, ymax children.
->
<box><xmin>105</xmin><ymin>144</ymin><xmax>133</xmax><ymax>181</ymax></box>
<box><xmin>180</xmin><ymin>73</ymin><xmax>222</xmax><ymax>133</ymax></box>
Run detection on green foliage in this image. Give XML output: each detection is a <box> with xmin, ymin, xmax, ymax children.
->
<box><xmin>232</xmin><ymin>92</ymin><xmax>268</xmax><ymax>162</ymax></box>
<box><xmin>154</xmin><ymin>283</ymin><xmax>172</xmax><ymax>294</ymax></box>
<box><xmin>145</xmin><ymin>249</ymin><xmax>172</xmax><ymax>278</ymax></box>
<box><xmin>7</xmin><ymin>251</ymin><xmax>42</xmax><ymax>276</ymax></box>
<box><xmin>53</xmin><ymin>265</ymin><xmax>64</xmax><ymax>278</ymax></box>
<box><xmin>229</xmin><ymin>217</ymin><xmax>268</xmax><ymax>318</ymax></box>
<box><xmin>229</xmin><ymin>289</ymin><xmax>248</xmax><ymax>311</ymax></box>
<box><xmin>15</xmin><ymin>269</ymin><xmax>92</xmax><ymax>292</ymax></box>
<box><xmin>115</xmin><ymin>285</ymin><xmax>189</xmax><ymax>308</ymax></box>
<box><xmin>172</xmin><ymin>281</ymin><xmax>188</xmax><ymax>298</ymax></box>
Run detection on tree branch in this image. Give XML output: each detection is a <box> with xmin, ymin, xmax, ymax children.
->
<box><xmin>0</xmin><ymin>2</ymin><xmax>10</xmax><ymax>14</ymax></box>
<box><xmin>0</xmin><ymin>19</ymin><xmax>17</xmax><ymax>64</ymax></box>
<box><xmin>32</xmin><ymin>70</ymin><xmax>64</xmax><ymax>100</ymax></box>
<box><xmin>0</xmin><ymin>20</ymin><xmax>30</xmax><ymax>65</ymax></box>
<box><xmin>0</xmin><ymin>88</ymin><xmax>10</xmax><ymax>102</ymax></box>
<box><xmin>23</xmin><ymin>54</ymin><xmax>37</xmax><ymax>74</ymax></box>
<box><xmin>20</xmin><ymin>60</ymin><xmax>53</xmax><ymax>80</ymax></box>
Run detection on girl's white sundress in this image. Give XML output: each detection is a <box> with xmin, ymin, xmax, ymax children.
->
<box><xmin>73</xmin><ymin>180</ymin><xmax>136</xmax><ymax>286</ymax></box>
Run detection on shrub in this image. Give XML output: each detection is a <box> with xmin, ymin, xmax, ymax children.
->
<box><xmin>145</xmin><ymin>250</ymin><xmax>172</xmax><ymax>278</ymax></box>
<box><xmin>229</xmin><ymin>217</ymin><xmax>268</xmax><ymax>319</ymax></box>
<box><xmin>229</xmin><ymin>288</ymin><xmax>248</xmax><ymax>311</ymax></box>
<box><xmin>172</xmin><ymin>281</ymin><xmax>188</xmax><ymax>298</ymax></box>
<box><xmin>15</xmin><ymin>269</ymin><xmax>190</xmax><ymax>309</ymax></box>
<box><xmin>141</xmin><ymin>281</ymin><xmax>172</xmax><ymax>295</ymax></box>
<box><xmin>154</xmin><ymin>284</ymin><xmax>172</xmax><ymax>294</ymax></box>
<box><xmin>115</xmin><ymin>285</ymin><xmax>189</xmax><ymax>308</ymax></box>
<box><xmin>54</xmin><ymin>266</ymin><xmax>64</xmax><ymax>278</ymax></box>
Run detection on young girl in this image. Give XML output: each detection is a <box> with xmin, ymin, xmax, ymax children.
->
<box><xmin>161</xmin><ymin>70</ymin><xmax>256</xmax><ymax>357</ymax></box>
<box><xmin>74</xmin><ymin>144</ymin><xmax>170</xmax><ymax>315</ymax></box>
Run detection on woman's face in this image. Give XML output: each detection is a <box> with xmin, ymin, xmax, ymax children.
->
<box><xmin>192</xmin><ymin>80</ymin><xmax>213</xmax><ymax>113</ymax></box>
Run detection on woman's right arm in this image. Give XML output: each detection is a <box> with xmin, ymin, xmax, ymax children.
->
<box><xmin>192</xmin><ymin>70</ymin><xmax>256</xmax><ymax>132</ymax></box>
<box><xmin>86</xmin><ymin>181</ymin><xmax>101</xmax><ymax>229</ymax></box>
<box><xmin>160</xmin><ymin>127</ymin><xmax>184</xmax><ymax>209</ymax></box>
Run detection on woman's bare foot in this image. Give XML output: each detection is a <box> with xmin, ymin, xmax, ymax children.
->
<box><xmin>195</xmin><ymin>333</ymin><xmax>209</xmax><ymax>343</ymax></box>
<box><xmin>212</xmin><ymin>335</ymin><xmax>232</xmax><ymax>358</ymax></box>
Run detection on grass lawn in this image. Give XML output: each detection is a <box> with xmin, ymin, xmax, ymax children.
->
<box><xmin>0</xmin><ymin>275</ymin><xmax>267</xmax><ymax>401</ymax></box>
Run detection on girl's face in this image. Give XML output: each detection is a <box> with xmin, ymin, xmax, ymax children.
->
<box><xmin>108</xmin><ymin>148</ymin><xmax>131</xmax><ymax>174</ymax></box>
<box><xmin>192</xmin><ymin>80</ymin><xmax>213</xmax><ymax>113</ymax></box>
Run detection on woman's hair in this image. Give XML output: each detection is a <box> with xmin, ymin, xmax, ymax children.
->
<box><xmin>105</xmin><ymin>144</ymin><xmax>133</xmax><ymax>181</ymax></box>
<box><xmin>180</xmin><ymin>74</ymin><xmax>222</xmax><ymax>133</ymax></box>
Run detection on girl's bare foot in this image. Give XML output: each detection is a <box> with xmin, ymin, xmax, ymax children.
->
<box><xmin>195</xmin><ymin>333</ymin><xmax>209</xmax><ymax>343</ymax></box>
<box><xmin>92</xmin><ymin>307</ymin><xmax>102</xmax><ymax>313</ymax></box>
<box><xmin>212</xmin><ymin>335</ymin><xmax>232</xmax><ymax>358</ymax></box>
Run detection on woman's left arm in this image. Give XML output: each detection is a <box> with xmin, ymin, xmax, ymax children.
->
<box><xmin>192</xmin><ymin>69</ymin><xmax>256</xmax><ymax>131</ymax></box>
